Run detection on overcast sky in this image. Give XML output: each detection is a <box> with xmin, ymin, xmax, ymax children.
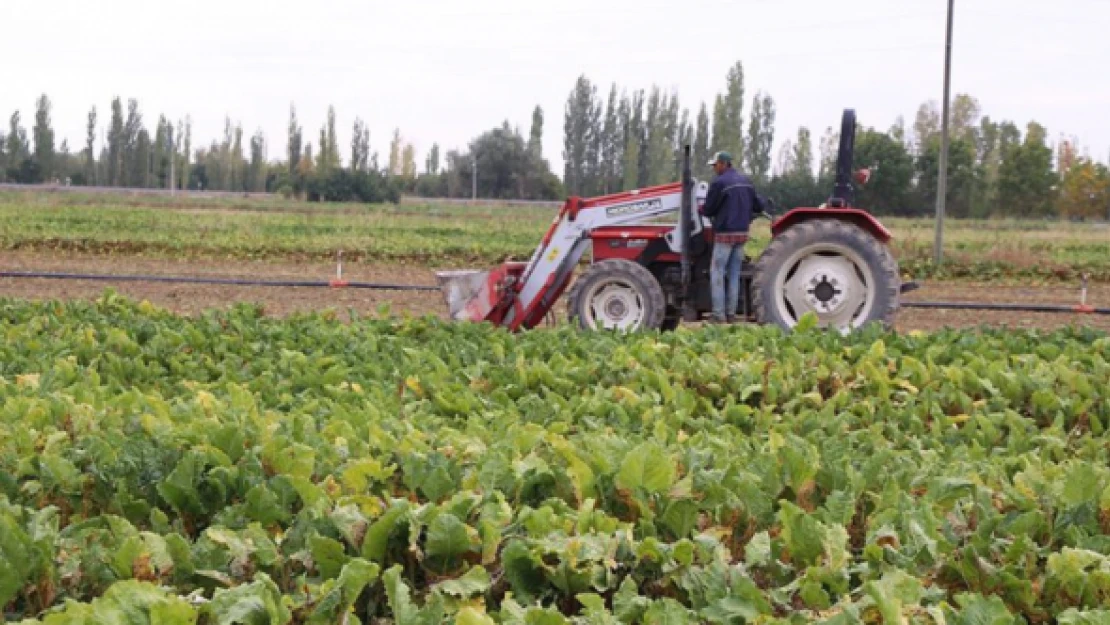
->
<box><xmin>4</xmin><ymin>0</ymin><xmax>1108</xmax><ymax>177</ymax></box>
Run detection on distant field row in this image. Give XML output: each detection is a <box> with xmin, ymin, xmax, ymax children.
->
<box><xmin>1</xmin><ymin>190</ymin><xmax>1107</xmax><ymax>282</ymax></box>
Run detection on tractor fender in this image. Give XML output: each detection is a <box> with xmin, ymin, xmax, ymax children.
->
<box><xmin>770</xmin><ymin>208</ymin><xmax>892</xmax><ymax>244</ymax></box>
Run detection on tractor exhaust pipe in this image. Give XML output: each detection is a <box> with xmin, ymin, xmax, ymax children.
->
<box><xmin>830</xmin><ymin>109</ymin><xmax>857</xmax><ymax>207</ymax></box>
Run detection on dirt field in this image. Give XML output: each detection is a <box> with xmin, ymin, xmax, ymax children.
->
<box><xmin>2</xmin><ymin>251</ymin><xmax>1108</xmax><ymax>333</ymax></box>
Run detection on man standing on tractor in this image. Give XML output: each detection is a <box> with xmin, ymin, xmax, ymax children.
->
<box><xmin>701</xmin><ymin>151</ymin><xmax>765</xmax><ymax>323</ymax></box>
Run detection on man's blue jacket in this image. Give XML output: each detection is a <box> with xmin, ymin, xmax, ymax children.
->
<box><xmin>701</xmin><ymin>167</ymin><xmax>765</xmax><ymax>234</ymax></box>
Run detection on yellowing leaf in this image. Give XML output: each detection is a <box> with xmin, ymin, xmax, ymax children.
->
<box><xmin>769</xmin><ymin>431</ymin><xmax>785</xmax><ymax>453</ymax></box>
<box><xmin>406</xmin><ymin>376</ymin><xmax>424</xmax><ymax>398</ymax></box>
<box><xmin>456</xmin><ymin>606</ymin><xmax>497</xmax><ymax>625</ymax></box>
<box><xmin>613</xmin><ymin>386</ymin><xmax>639</xmax><ymax>404</ymax></box>
<box><xmin>616</xmin><ymin>442</ymin><xmax>674</xmax><ymax>495</ymax></box>
<box><xmin>895</xmin><ymin>379</ymin><xmax>919</xmax><ymax>394</ymax></box>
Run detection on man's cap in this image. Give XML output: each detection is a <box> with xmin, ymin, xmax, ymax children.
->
<box><xmin>707</xmin><ymin>151</ymin><xmax>733</xmax><ymax>166</ymax></box>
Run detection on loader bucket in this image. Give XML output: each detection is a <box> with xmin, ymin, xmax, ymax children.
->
<box><xmin>436</xmin><ymin>262</ymin><xmax>528</xmax><ymax>324</ymax></box>
<box><xmin>436</xmin><ymin>270</ymin><xmax>494</xmax><ymax>321</ymax></box>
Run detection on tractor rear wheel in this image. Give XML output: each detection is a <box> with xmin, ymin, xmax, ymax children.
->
<box><xmin>567</xmin><ymin>259</ymin><xmax>667</xmax><ymax>332</ymax></box>
<box><xmin>751</xmin><ymin>219</ymin><xmax>900</xmax><ymax>333</ymax></box>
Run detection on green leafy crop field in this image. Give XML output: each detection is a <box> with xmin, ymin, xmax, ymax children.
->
<box><xmin>2</xmin><ymin>189</ymin><xmax>1109</xmax><ymax>282</ymax></box>
<box><xmin>2</xmin><ymin>294</ymin><xmax>1109</xmax><ymax>623</ymax></box>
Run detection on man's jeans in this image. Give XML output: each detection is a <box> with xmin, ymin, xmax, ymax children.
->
<box><xmin>711</xmin><ymin>239</ymin><xmax>745</xmax><ymax>321</ymax></box>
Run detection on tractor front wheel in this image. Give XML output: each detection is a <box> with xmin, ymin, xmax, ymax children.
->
<box><xmin>567</xmin><ymin>259</ymin><xmax>667</xmax><ymax>332</ymax></box>
<box><xmin>751</xmin><ymin>219</ymin><xmax>900</xmax><ymax>333</ymax></box>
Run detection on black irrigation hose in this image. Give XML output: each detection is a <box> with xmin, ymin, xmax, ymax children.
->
<box><xmin>903</xmin><ymin>301</ymin><xmax>1110</xmax><ymax>315</ymax></box>
<box><xmin>3</xmin><ymin>271</ymin><xmax>1107</xmax><ymax>314</ymax></box>
<box><xmin>0</xmin><ymin>270</ymin><xmax>441</xmax><ymax>292</ymax></box>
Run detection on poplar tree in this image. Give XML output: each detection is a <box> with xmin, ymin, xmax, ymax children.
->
<box><xmin>562</xmin><ymin>75</ymin><xmax>601</xmax><ymax>195</ymax></box>
<box><xmin>711</xmin><ymin>61</ymin><xmax>745</xmax><ymax>156</ymax></box>
<box><xmin>287</xmin><ymin>105</ymin><xmax>302</xmax><ymax>174</ymax></box>
<box><xmin>744</xmin><ymin>91</ymin><xmax>775</xmax><ymax>183</ymax></box>
<box><xmin>693</xmin><ymin>103</ymin><xmax>710</xmax><ymax>173</ymax></box>
<box><xmin>33</xmin><ymin>94</ymin><xmax>56</xmax><ymax>181</ymax></box>
<box><xmin>85</xmin><ymin>107</ymin><xmax>97</xmax><ymax>184</ymax></box>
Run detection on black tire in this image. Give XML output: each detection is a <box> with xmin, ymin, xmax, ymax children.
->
<box><xmin>751</xmin><ymin>219</ymin><xmax>900</xmax><ymax>332</ymax></box>
<box><xmin>566</xmin><ymin>259</ymin><xmax>667</xmax><ymax>331</ymax></box>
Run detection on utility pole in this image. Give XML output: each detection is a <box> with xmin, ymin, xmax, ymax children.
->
<box><xmin>471</xmin><ymin>155</ymin><xmax>477</xmax><ymax>201</ymax></box>
<box><xmin>934</xmin><ymin>0</ymin><xmax>955</xmax><ymax>265</ymax></box>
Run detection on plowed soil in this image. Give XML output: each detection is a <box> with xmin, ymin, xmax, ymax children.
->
<box><xmin>3</xmin><ymin>251</ymin><xmax>1109</xmax><ymax>333</ymax></box>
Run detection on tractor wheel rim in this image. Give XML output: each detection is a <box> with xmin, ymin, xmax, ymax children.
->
<box><xmin>583</xmin><ymin>280</ymin><xmax>645</xmax><ymax>331</ymax></box>
<box><xmin>773</xmin><ymin>242</ymin><xmax>874</xmax><ymax>334</ymax></box>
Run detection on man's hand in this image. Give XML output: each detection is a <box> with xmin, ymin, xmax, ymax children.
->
<box><xmin>755</xmin><ymin>195</ymin><xmax>776</xmax><ymax>220</ymax></box>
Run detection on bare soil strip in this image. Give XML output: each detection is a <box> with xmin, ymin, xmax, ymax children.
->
<box><xmin>3</xmin><ymin>251</ymin><xmax>1108</xmax><ymax>333</ymax></box>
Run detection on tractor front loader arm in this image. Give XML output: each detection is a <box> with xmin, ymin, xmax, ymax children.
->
<box><xmin>436</xmin><ymin>180</ymin><xmax>705</xmax><ymax>331</ymax></box>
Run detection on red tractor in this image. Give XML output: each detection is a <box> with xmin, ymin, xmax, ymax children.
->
<box><xmin>437</xmin><ymin>109</ymin><xmax>908</xmax><ymax>333</ymax></box>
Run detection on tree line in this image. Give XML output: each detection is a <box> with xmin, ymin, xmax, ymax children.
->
<box><xmin>561</xmin><ymin>61</ymin><xmax>1110</xmax><ymax>220</ymax></box>
<box><xmin>0</xmin><ymin>96</ymin><xmax>563</xmax><ymax>204</ymax></box>
<box><xmin>2</xmin><ymin>62</ymin><xmax>1108</xmax><ymax>218</ymax></box>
